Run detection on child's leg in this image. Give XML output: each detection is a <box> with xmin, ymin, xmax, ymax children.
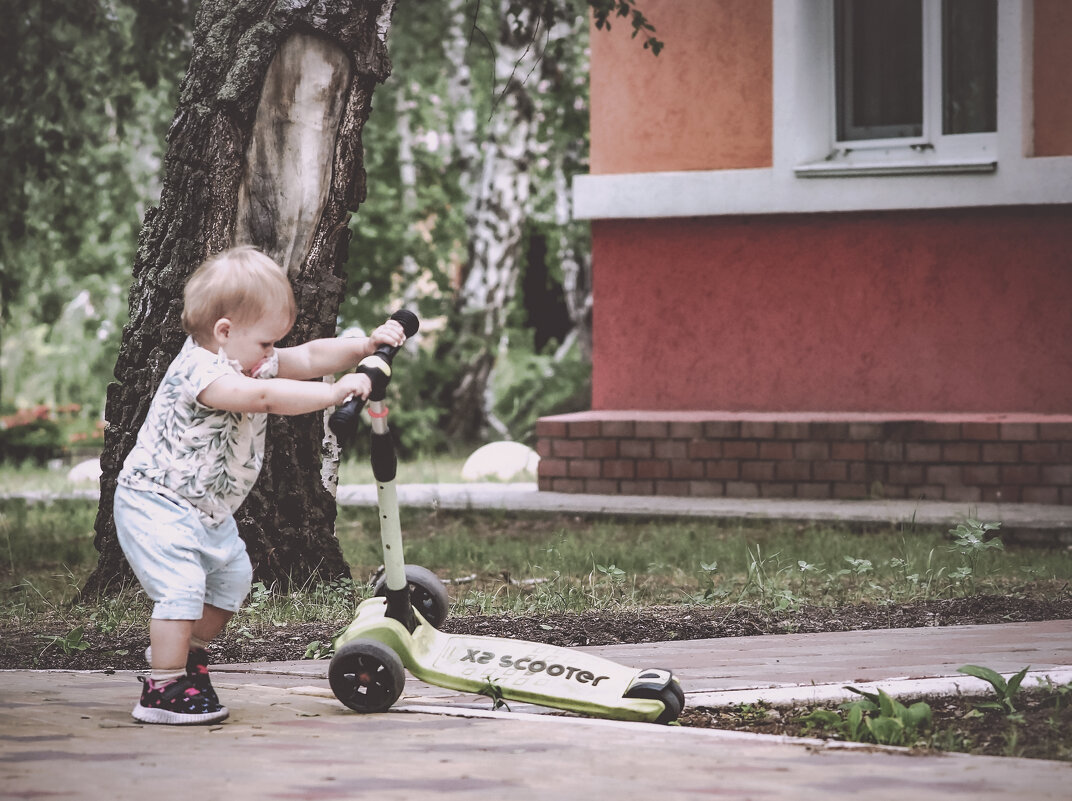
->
<box><xmin>114</xmin><ymin>487</ymin><xmax>228</xmax><ymax>724</ymax></box>
<box><xmin>149</xmin><ymin>618</ymin><xmax>194</xmax><ymax>676</ymax></box>
<box><xmin>191</xmin><ymin>604</ymin><xmax>234</xmax><ymax>644</ymax></box>
<box><xmin>181</xmin><ymin>519</ymin><xmax>251</xmax><ymax>706</ymax></box>
<box><xmin>199</xmin><ymin>514</ymin><xmax>253</xmax><ymax>644</ymax></box>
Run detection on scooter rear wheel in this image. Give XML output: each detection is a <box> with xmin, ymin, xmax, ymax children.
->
<box><xmin>329</xmin><ymin>639</ymin><xmax>406</xmax><ymax>713</ymax></box>
<box><xmin>624</xmin><ymin>669</ymin><xmax>685</xmax><ymax>724</ymax></box>
<box><xmin>375</xmin><ymin>564</ymin><xmax>449</xmax><ymax>628</ymax></box>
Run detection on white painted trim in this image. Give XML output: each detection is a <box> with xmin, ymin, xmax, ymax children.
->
<box><xmin>573</xmin><ymin>0</ymin><xmax>1072</xmax><ymax>220</ymax></box>
<box><xmin>573</xmin><ymin>154</ymin><xmax>1072</xmax><ymax>219</ymax></box>
<box><xmin>794</xmin><ymin>159</ymin><xmax>997</xmax><ymax>178</ymax></box>
<box><xmin>687</xmin><ymin>668</ymin><xmax>1072</xmax><ymax>709</ymax></box>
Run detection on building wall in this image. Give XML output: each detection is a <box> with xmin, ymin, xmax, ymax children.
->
<box><xmin>1034</xmin><ymin>0</ymin><xmax>1072</xmax><ymax>156</ymax></box>
<box><xmin>589</xmin><ymin>0</ymin><xmax>771</xmax><ymax>173</ymax></box>
<box><xmin>591</xmin><ymin>206</ymin><xmax>1072</xmax><ymax>414</ymax></box>
<box><xmin>543</xmin><ymin>2</ymin><xmax>1072</xmax><ymax>503</ymax></box>
<box><xmin>588</xmin><ymin>0</ymin><xmax>1072</xmax><ymax>171</ymax></box>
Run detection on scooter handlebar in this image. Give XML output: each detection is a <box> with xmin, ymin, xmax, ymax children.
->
<box><xmin>328</xmin><ymin>309</ymin><xmax>419</xmax><ymax>442</ymax></box>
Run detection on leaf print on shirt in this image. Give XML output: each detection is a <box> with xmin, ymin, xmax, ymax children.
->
<box><xmin>117</xmin><ymin>337</ymin><xmax>271</xmax><ymax>525</ymax></box>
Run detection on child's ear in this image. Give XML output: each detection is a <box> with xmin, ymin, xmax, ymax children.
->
<box><xmin>212</xmin><ymin>318</ymin><xmax>231</xmax><ymax>343</ymax></box>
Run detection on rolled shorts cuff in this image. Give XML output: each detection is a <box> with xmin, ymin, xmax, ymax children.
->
<box><xmin>151</xmin><ymin>598</ymin><xmax>209</xmax><ymax>621</ymax></box>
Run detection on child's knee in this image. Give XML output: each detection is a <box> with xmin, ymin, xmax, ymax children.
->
<box><xmin>206</xmin><ymin>554</ymin><xmax>253</xmax><ymax>612</ymax></box>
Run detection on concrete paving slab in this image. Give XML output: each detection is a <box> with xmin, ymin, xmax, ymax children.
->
<box><xmin>211</xmin><ymin>619</ymin><xmax>1072</xmax><ymax>707</ymax></box>
<box><xmin>3</xmin><ymin>668</ymin><xmax>1071</xmax><ymax>801</ymax></box>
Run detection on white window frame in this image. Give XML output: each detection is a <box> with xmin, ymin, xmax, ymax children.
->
<box><xmin>798</xmin><ymin>0</ymin><xmax>998</xmax><ymax>177</ymax></box>
<box><xmin>572</xmin><ymin>0</ymin><xmax>1072</xmax><ymax>220</ymax></box>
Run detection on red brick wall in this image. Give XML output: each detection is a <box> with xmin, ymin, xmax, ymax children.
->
<box><xmin>536</xmin><ymin>411</ymin><xmax>1072</xmax><ymax>505</ymax></box>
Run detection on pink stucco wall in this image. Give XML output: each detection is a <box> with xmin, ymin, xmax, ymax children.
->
<box><xmin>591</xmin><ymin>207</ymin><xmax>1072</xmax><ymax>414</ymax></box>
<box><xmin>589</xmin><ymin>0</ymin><xmax>771</xmax><ymax>174</ymax></box>
<box><xmin>1034</xmin><ymin>0</ymin><xmax>1072</xmax><ymax>156</ymax></box>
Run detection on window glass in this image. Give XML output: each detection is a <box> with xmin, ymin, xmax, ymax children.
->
<box><xmin>943</xmin><ymin>0</ymin><xmax>997</xmax><ymax>134</ymax></box>
<box><xmin>835</xmin><ymin>0</ymin><xmax>923</xmax><ymax>141</ymax></box>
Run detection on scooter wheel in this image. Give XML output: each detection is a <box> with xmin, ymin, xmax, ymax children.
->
<box><xmin>375</xmin><ymin>564</ymin><xmax>449</xmax><ymax>628</ymax></box>
<box><xmin>624</xmin><ymin>669</ymin><xmax>685</xmax><ymax>724</ymax></box>
<box><xmin>329</xmin><ymin>639</ymin><xmax>405</xmax><ymax>713</ymax></box>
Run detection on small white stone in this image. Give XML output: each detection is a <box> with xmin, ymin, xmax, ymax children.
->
<box><xmin>67</xmin><ymin>458</ymin><xmax>102</xmax><ymax>485</ymax></box>
<box><xmin>461</xmin><ymin>442</ymin><xmax>540</xmax><ymax>481</ymax></box>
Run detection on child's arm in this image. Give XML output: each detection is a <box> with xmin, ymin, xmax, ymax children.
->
<box><xmin>197</xmin><ymin>372</ymin><xmax>372</xmax><ymax>416</ymax></box>
<box><xmin>277</xmin><ymin>319</ymin><xmax>406</xmax><ymax>381</ymax></box>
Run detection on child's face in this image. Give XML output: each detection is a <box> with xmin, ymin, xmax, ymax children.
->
<box><xmin>220</xmin><ymin>311</ymin><xmax>292</xmax><ymax>376</ymax></box>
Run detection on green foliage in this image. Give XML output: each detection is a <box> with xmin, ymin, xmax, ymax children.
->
<box><xmin>341</xmin><ymin>0</ymin><xmax>599</xmax><ymax>447</ymax></box>
<box><xmin>588</xmin><ymin>0</ymin><xmax>664</xmax><ymax>54</ymax></box>
<box><xmin>0</xmin><ymin>404</ymin><xmax>103</xmax><ymax>466</ymax></box>
<box><xmin>0</xmin><ymin>417</ymin><xmax>64</xmax><ymax>465</ymax></box>
<box><xmin>491</xmin><ymin>335</ymin><xmax>591</xmax><ymax>445</ymax></box>
<box><xmin>1</xmin><ymin>0</ymin><xmax>190</xmax><ymax>417</ymax></box>
<box><xmin>947</xmin><ymin>519</ymin><xmax>1004</xmax><ymax>593</ymax></box>
<box><xmin>303</xmin><ymin>639</ymin><xmax>334</xmax><ymax>660</ymax></box>
<box><xmin>478</xmin><ymin>677</ymin><xmax>512</xmax><ymax>711</ymax></box>
<box><xmin>303</xmin><ymin>623</ymin><xmax>349</xmax><ymax>660</ymax></box>
<box><xmin>959</xmin><ymin>664</ymin><xmax>1030</xmax><ymax>714</ymax></box>
<box><xmin>4</xmin><ymin>0</ymin><xmax>625</xmax><ymax>447</ymax></box>
<box><xmin>0</xmin><ymin>498</ymin><xmax>98</xmax><ymax>580</ymax></box>
<box><xmin>38</xmin><ymin>624</ymin><xmax>90</xmax><ymax>656</ymax></box>
<box><xmin>802</xmin><ymin>687</ymin><xmax>933</xmax><ymax>747</ymax></box>
<box><xmin>6</xmin><ymin>491</ymin><xmax>1061</xmax><ymax>621</ymax></box>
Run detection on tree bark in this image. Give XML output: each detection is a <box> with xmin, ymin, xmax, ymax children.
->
<box><xmin>441</xmin><ymin>1</ymin><xmax>557</xmax><ymax>442</ymax></box>
<box><xmin>84</xmin><ymin>0</ymin><xmax>397</xmax><ymax>597</ymax></box>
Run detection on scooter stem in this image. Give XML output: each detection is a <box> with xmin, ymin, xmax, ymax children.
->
<box><xmin>368</xmin><ymin>399</ymin><xmax>416</xmax><ymax>632</ymax></box>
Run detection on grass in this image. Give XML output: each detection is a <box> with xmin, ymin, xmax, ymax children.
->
<box><xmin>3</xmin><ymin>491</ymin><xmax>1069</xmax><ymax>629</ymax></box>
<box><xmin>0</xmin><ymin>463</ymin><xmax>98</xmax><ymax>495</ymax></box>
<box><xmin>336</xmin><ymin>508</ymin><xmax>1072</xmax><ymax>614</ymax></box>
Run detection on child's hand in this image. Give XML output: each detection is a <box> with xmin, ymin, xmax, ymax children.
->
<box><xmin>335</xmin><ymin>372</ymin><xmax>373</xmax><ymax>404</ymax></box>
<box><xmin>369</xmin><ymin>319</ymin><xmax>406</xmax><ymax>351</ymax></box>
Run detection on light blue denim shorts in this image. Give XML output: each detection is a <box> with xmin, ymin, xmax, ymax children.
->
<box><xmin>114</xmin><ymin>485</ymin><xmax>253</xmax><ymax>620</ymax></box>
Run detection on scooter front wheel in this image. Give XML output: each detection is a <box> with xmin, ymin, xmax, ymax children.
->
<box><xmin>329</xmin><ymin>639</ymin><xmax>406</xmax><ymax>713</ymax></box>
<box><xmin>375</xmin><ymin>564</ymin><xmax>450</xmax><ymax>628</ymax></box>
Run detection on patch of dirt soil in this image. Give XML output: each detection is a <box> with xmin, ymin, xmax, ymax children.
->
<box><xmin>679</xmin><ymin>690</ymin><xmax>1072</xmax><ymax>763</ymax></box>
<box><xmin>4</xmin><ymin>594</ymin><xmax>1069</xmax><ymax>760</ymax></box>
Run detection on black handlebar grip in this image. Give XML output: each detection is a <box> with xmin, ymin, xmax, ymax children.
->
<box><xmin>328</xmin><ymin>310</ymin><xmax>420</xmax><ymax>442</ymax></box>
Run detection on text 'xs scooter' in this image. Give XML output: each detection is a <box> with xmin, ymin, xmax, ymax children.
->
<box><xmin>326</xmin><ymin>310</ymin><xmax>684</xmax><ymax>724</ymax></box>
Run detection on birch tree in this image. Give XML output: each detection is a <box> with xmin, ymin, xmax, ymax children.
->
<box><xmin>438</xmin><ymin>1</ymin><xmax>573</xmax><ymax>441</ymax></box>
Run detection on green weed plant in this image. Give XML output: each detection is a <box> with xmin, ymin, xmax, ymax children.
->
<box><xmin>800</xmin><ymin>687</ymin><xmax>934</xmax><ymax>747</ymax></box>
<box><xmin>959</xmin><ymin>664</ymin><xmax>1030</xmax><ymax>715</ymax></box>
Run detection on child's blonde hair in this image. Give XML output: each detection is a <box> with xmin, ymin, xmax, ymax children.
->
<box><xmin>181</xmin><ymin>246</ymin><xmax>297</xmax><ymax>343</ymax></box>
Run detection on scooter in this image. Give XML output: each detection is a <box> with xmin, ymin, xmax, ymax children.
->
<box><xmin>326</xmin><ymin>310</ymin><xmax>684</xmax><ymax>724</ymax></box>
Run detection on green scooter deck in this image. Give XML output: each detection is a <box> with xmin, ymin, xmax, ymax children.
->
<box><xmin>336</xmin><ymin>597</ymin><xmax>672</xmax><ymax>722</ymax></box>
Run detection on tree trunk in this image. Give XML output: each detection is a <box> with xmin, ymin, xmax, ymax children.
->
<box><xmin>441</xmin><ymin>1</ymin><xmax>554</xmax><ymax>443</ymax></box>
<box><xmin>84</xmin><ymin>0</ymin><xmax>397</xmax><ymax>596</ymax></box>
<box><xmin>553</xmin><ymin>156</ymin><xmax>593</xmax><ymax>364</ymax></box>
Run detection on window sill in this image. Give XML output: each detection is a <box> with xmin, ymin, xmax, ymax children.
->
<box><xmin>572</xmin><ymin>157</ymin><xmax>1070</xmax><ymax>220</ymax></box>
<box><xmin>795</xmin><ymin>157</ymin><xmax>998</xmax><ymax>178</ymax></box>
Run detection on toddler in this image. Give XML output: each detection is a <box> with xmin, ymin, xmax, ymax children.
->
<box><xmin>114</xmin><ymin>245</ymin><xmax>405</xmax><ymax>724</ymax></box>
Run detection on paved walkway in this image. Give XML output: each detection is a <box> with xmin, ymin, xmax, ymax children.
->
<box><xmin>3</xmin><ymin>485</ymin><xmax>1072</xmax><ymax>798</ymax></box>
<box><xmin>3</xmin><ymin>621</ymin><xmax>1070</xmax><ymax>799</ymax></box>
